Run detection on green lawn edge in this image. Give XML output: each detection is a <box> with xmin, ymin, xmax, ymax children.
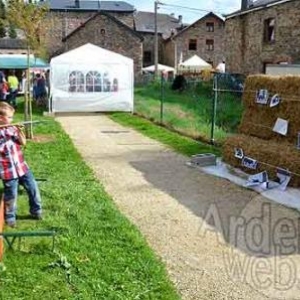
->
<box><xmin>109</xmin><ymin>112</ymin><xmax>221</xmax><ymax>157</ymax></box>
<box><xmin>0</xmin><ymin>104</ymin><xmax>180</xmax><ymax>300</ymax></box>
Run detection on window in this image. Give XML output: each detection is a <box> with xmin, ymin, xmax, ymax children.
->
<box><xmin>103</xmin><ymin>72</ymin><xmax>111</xmax><ymax>92</ymax></box>
<box><xmin>100</xmin><ymin>28</ymin><xmax>106</xmax><ymax>35</ymax></box>
<box><xmin>69</xmin><ymin>71</ymin><xmax>85</xmax><ymax>93</ymax></box>
<box><xmin>112</xmin><ymin>78</ymin><xmax>118</xmax><ymax>92</ymax></box>
<box><xmin>206</xmin><ymin>22</ymin><xmax>214</xmax><ymax>32</ymax></box>
<box><xmin>86</xmin><ymin>71</ymin><xmax>102</xmax><ymax>92</ymax></box>
<box><xmin>206</xmin><ymin>39</ymin><xmax>214</xmax><ymax>51</ymax></box>
<box><xmin>143</xmin><ymin>51</ymin><xmax>152</xmax><ymax>64</ymax></box>
<box><xmin>188</xmin><ymin>39</ymin><xmax>197</xmax><ymax>51</ymax></box>
<box><xmin>264</xmin><ymin>18</ymin><xmax>275</xmax><ymax>43</ymax></box>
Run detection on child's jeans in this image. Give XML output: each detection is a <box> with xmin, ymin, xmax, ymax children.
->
<box><xmin>3</xmin><ymin>170</ymin><xmax>42</xmax><ymax>224</ymax></box>
<box><xmin>9</xmin><ymin>88</ymin><xmax>18</xmax><ymax>107</ymax></box>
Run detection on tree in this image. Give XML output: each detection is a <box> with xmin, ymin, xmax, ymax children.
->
<box><xmin>0</xmin><ymin>0</ymin><xmax>6</xmax><ymax>38</ymax></box>
<box><xmin>8</xmin><ymin>24</ymin><xmax>17</xmax><ymax>38</ymax></box>
<box><xmin>6</xmin><ymin>0</ymin><xmax>49</xmax><ymax>138</ymax></box>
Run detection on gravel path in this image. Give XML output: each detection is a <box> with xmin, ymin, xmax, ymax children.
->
<box><xmin>57</xmin><ymin>114</ymin><xmax>300</xmax><ymax>300</ymax></box>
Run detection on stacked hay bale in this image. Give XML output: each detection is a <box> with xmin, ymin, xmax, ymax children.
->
<box><xmin>223</xmin><ymin>75</ymin><xmax>300</xmax><ymax>187</ymax></box>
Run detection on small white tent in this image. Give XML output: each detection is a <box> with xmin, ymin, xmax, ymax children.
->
<box><xmin>179</xmin><ymin>55</ymin><xmax>212</xmax><ymax>72</ymax></box>
<box><xmin>50</xmin><ymin>43</ymin><xmax>134</xmax><ymax>112</ymax></box>
<box><xmin>142</xmin><ymin>64</ymin><xmax>175</xmax><ymax>73</ymax></box>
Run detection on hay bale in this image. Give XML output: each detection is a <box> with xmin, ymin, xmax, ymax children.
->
<box><xmin>239</xmin><ymin>75</ymin><xmax>300</xmax><ymax>144</ymax></box>
<box><xmin>223</xmin><ymin>134</ymin><xmax>300</xmax><ymax>187</ymax></box>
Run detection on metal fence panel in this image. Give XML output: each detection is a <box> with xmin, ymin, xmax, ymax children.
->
<box><xmin>134</xmin><ymin>72</ymin><xmax>245</xmax><ymax>145</ymax></box>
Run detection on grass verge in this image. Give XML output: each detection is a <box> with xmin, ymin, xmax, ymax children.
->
<box><xmin>134</xmin><ymin>82</ymin><xmax>243</xmax><ymax>143</ymax></box>
<box><xmin>0</xmin><ymin>103</ymin><xmax>180</xmax><ymax>300</ymax></box>
<box><xmin>109</xmin><ymin>112</ymin><xmax>220</xmax><ymax>157</ymax></box>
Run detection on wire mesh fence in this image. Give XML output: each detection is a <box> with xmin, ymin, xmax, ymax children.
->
<box><xmin>134</xmin><ymin>72</ymin><xmax>245</xmax><ymax>144</ymax></box>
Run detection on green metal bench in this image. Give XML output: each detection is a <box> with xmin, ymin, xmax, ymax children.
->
<box><xmin>0</xmin><ymin>230</ymin><xmax>56</xmax><ymax>251</ymax></box>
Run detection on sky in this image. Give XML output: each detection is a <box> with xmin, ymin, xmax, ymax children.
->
<box><xmin>126</xmin><ymin>0</ymin><xmax>242</xmax><ymax>23</ymax></box>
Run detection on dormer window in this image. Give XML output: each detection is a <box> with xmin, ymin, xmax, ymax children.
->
<box><xmin>264</xmin><ymin>18</ymin><xmax>275</xmax><ymax>43</ymax></box>
<box><xmin>206</xmin><ymin>22</ymin><xmax>214</xmax><ymax>32</ymax></box>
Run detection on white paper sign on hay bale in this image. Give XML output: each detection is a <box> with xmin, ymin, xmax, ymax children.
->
<box><xmin>234</xmin><ymin>148</ymin><xmax>244</xmax><ymax>159</ymax></box>
<box><xmin>273</xmin><ymin>118</ymin><xmax>288</xmax><ymax>136</ymax></box>
<box><xmin>270</xmin><ymin>94</ymin><xmax>281</xmax><ymax>107</ymax></box>
<box><xmin>242</xmin><ymin>156</ymin><xmax>258</xmax><ymax>169</ymax></box>
<box><xmin>256</xmin><ymin>89</ymin><xmax>269</xmax><ymax>104</ymax></box>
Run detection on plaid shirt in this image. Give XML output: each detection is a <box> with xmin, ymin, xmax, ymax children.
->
<box><xmin>0</xmin><ymin>126</ymin><xmax>28</xmax><ymax>180</ymax></box>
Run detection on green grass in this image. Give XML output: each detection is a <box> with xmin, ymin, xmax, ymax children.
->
<box><xmin>134</xmin><ymin>82</ymin><xmax>243</xmax><ymax>143</ymax></box>
<box><xmin>0</xmin><ymin>103</ymin><xmax>180</xmax><ymax>300</ymax></box>
<box><xmin>109</xmin><ymin>112</ymin><xmax>220</xmax><ymax>157</ymax></box>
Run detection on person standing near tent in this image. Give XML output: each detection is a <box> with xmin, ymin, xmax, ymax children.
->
<box><xmin>34</xmin><ymin>73</ymin><xmax>47</xmax><ymax>106</ymax></box>
<box><xmin>0</xmin><ymin>71</ymin><xmax>7</xmax><ymax>101</ymax></box>
<box><xmin>7</xmin><ymin>70</ymin><xmax>19</xmax><ymax>108</ymax></box>
<box><xmin>216</xmin><ymin>61</ymin><xmax>226</xmax><ymax>73</ymax></box>
<box><xmin>0</xmin><ymin>102</ymin><xmax>42</xmax><ymax>227</ymax></box>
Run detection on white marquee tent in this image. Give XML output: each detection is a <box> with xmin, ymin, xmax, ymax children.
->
<box><xmin>178</xmin><ymin>55</ymin><xmax>212</xmax><ymax>72</ymax></box>
<box><xmin>142</xmin><ymin>64</ymin><xmax>175</xmax><ymax>73</ymax></box>
<box><xmin>49</xmin><ymin>43</ymin><xmax>134</xmax><ymax>112</ymax></box>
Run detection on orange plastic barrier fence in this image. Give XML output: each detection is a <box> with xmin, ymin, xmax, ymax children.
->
<box><xmin>0</xmin><ymin>198</ymin><xmax>4</xmax><ymax>261</ymax></box>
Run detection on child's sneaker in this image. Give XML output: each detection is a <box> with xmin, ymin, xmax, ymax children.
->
<box><xmin>6</xmin><ymin>221</ymin><xmax>16</xmax><ymax>228</ymax></box>
<box><xmin>30</xmin><ymin>214</ymin><xmax>43</xmax><ymax>220</ymax></box>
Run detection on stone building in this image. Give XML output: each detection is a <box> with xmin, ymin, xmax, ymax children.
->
<box><xmin>225</xmin><ymin>0</ymin><xmax>300</xmax><ymax>75</ymax></box>
<box><xmin>43</xmin><ymin>0</ymin><xmax>136</xmax><ymax>57</ymax></box>
<box><xmin>134</xmin><ymin>11</ymin><xmax>184</xmax><ymax>67</ymax></box>
<box><xmin>62</xmin><ymin>12</ymin><xmax>143</xmax><ymax>76</ymax></box>
<box><xmin>0</xmin><ymin>39</ymin><xmax>27</xmax><ymax>55</ymax></box>
<box><xmin>163</xmin><ymin>12</ymin><xmax>225</xmax><ymax>69</ymax></box>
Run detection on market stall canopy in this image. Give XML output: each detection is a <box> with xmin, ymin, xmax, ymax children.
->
<box><xmin>0</xmin><ymin>54</ymin><xmax>49</xmax><ymax>69</ymax></box>
<box><xmin>179</xmin><ymin>55</ymin><xmax>212</xmax><ymax>71</ymax></box>
<box><xmin>142</xmin><ymin>64</ymin><xmax>175</xmax><ymax>73</ymax></box>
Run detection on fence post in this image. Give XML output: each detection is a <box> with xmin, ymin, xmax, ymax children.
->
<box><xmin>160</xmin><ymin>72</ymin><xmax>166</xmax><ymax>124</ymax></box>
<box><xmin>211</xmin><ymin>74</ymin><xmax>218</xmax><ymax>145</ymax></box>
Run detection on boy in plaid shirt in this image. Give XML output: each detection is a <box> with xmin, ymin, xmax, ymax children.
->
<box><xmin>0</xmin><ymin>102</ymin><xmax>42</xmax><ymax>227</ymax></box>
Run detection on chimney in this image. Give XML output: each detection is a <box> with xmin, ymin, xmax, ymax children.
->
<box><xmin>75</xmin><ymin>0</ymin><xmax>80</xmax><ymax>8</ymax></box>
<box><xmin>178</xmin><ymin>15</ymin><xmax>182</xmax><ymax>24</ymax></box>
<box><xmin>241</xmin><ymin>0</ymin><xmax>248</xmax><ymax>10</ymax></box>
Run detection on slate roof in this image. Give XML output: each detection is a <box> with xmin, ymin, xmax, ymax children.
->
<box><xmin>0</xmin><ymin>39</ymin><xmax>26</xmax><ymax>49</ymax></box>
<box><xmin>134</xmin><ymin>11</ymin><xmax>182</xmax><ymax>35</ymax></box>
<box><xmin>226</xmin><ymin>0</ymin><xmax>294</xmax><ymax>19</ymax></box>
<box><xmin>43</xmin><ymin>0</ymin><xmax>135</xmax><ymax>12</ymax></box>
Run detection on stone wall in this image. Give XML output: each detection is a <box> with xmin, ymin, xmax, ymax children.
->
<box><xmin>164</xmin><ymin>15</ymin><xmax>225</xmax><ymax>68</ymax></box>
<box><xmin>63</xmin><ymin>14</ymin><xmax>143</xmax><ymax>76</ymax></box>
<box><xmin>44</xmin><ymin>11</ymin><xmax>135</xmax><ymax>57</ymax></box>
<box><xmin>163</xmin><ymin>40</ymin><xmax>176</xmax><ymax>68</ymax></box>
<box><xmin>225</xmin><ymin>1</ymin><xmax>300</xmax><ymax>74</ymax></box>
<box><xmin>140</xmin><ymin>32</ymin><xmax>164</xmax><ymax>67</ymax></box>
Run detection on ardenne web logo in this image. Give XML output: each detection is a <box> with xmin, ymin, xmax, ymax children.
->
<box><xmin>199</xmin><ymin>198</ymin><xmax>300</xmax><ymax>299</ymax></box>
